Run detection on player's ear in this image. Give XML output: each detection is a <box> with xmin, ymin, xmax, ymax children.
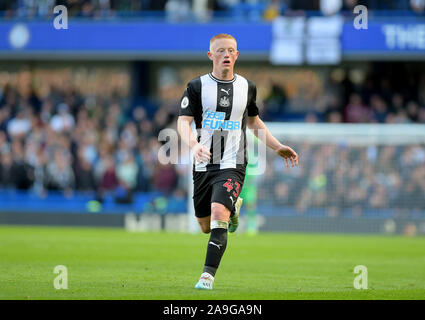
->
<box><xmin>207</xmin><ymin>51</ymin><xmax>213</xmax><ymax>61</ymax></box>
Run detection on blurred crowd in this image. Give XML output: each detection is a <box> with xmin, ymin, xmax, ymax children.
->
<box><xmin>0</xmin><ymin>66</ymin><xmax>187</xmax><ymax>204</ymax></box>
<box><xmin>304</xmin><ymin>65</ymin><xmax>425</xmax><ymax>124</ymax></box>
<box><xmin>0</xmin><ymin>0</ymin><xmax>423</xmax><ymax>21</ymax></box>
<box><xmin>259</xmin><ymin>142</ymin><xmax>425</xmax><ymax>217</ymax></box>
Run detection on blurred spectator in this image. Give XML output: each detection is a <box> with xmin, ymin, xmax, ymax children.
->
<box><xmin>98</xmin><ymin>155</ymin><xmax>119</xmax><ymax>191</ymax></box>
<box><xmin>411</xmin><ymin>0</ymin><xmax>425</xmax><ymax>13</ymax></box>
<box><xmin>74</xmin><ymin>148</ymin><xmax>96</xmax><ymax>191</ymax></box>
<box><xmin>10</xmin><ymin>140</ymin><xmax>34</xmax><ymax>190</ymax></box>
<box><xmin>44</xmin><ymin>148</ymin><xmax>75</xmax><ymax>193</ymax></box>
<box><xmin>153</xmin><ymin>162</ymin><xmax>178</xmax><ymax>195</ymax></box>
<box><xmin>327</xmin><ymin>110</ymin><xmax>343</xmax><ymax>122</ymax></box>
<box><xmin>116</xmin><ymin>151</ymin><xmax>138</xmax><ymax>191</ymax></box>
<box><xmin>342</xmin><ymin>0</ymin><xmax>358</xmax><ymax>11</ymax></box>
<box><xmin>193</xmin><ymin>0</ymin><xmax>212</xmax><ymax>21</ymax></box>
<box><xmin>273</xmin><ymin>181</ymin><xmax>291</xmax><ymax>206</ymax></box>
<box><xmin>262</xmin><ymin>82</ymin><xmax>287</xmax><ymax>121</ymax></box>
<box><xmin>263</xmin><ymin>0</ymin><xmax>281</xmax><ymax>20</ymax></box>
<box><xmin>370</xmin><ymin>94</ymin><xmax>389</xmax><ymax>123</ymax></box>
<box><xmin>50</xmin><ymin>103</ymin><xmax>75</xmax><ymax>133</ymax></box>
<box><xmin>165</xmin><ymin>0</ymin><xmax>192</xmax><ymax>21</ymax></box>
<box><xmin>0</xmin><ymin>152</ymin><xmax>13</xmax><ymax>187</ymax></box>
<box><xmin>406</xmin><ymin>101</ymin><xmax>420</xmax><ymax>122</ymax></box>
<box><xmin>344</xmin><ymin>93</ymin><xmax>371</xmax><ymax>122</ymax></box>
<box><xmin>305</xmin><ymin>112</ymin><xmax>319</xmax><ymax>122</ymax></box>
<box><xmin>320</xmin><ymin>0</ymin><xmax>342</xmax><ymax>16</ymax></box>
<box><xmin>7</xmin><ymin>108</ymin><xmax>32</xmax><ymax>139</ymax></box>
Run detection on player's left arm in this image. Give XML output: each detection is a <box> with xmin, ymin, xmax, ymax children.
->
<box><xmin>247</xmin><ymin>115</ymin><xmax>299</xmax><ymax>168</ymax></box>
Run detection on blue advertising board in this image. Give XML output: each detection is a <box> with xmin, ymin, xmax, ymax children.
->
<box><xmin>0</xmin><ymin>21</ymin><xmax>271</xmax><ymax>59</ymax></box>
<box><xmin>0</xmin><ymin>18</ymin><xmax>424</xmax><ymax>60</ymax></box>
<box><xmin>342</xmin><ymin>21</ymin><xmax>425</xmax><ymax>57</ymax></box>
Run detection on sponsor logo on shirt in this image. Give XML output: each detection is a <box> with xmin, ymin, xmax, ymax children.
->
<box><xmin>202</xmin><ymin>111</ymin><xmax>240</xmax><ymax>130</ymax></box>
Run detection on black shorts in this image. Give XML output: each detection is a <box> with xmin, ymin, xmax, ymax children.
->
<box><xmin>192</xmin><ymin>168</ymin><xmax>246</xmax><ymax>218</ymax></box>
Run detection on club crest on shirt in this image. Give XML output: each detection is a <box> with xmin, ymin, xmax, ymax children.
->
<box><xmin>219</xmin><ymin>96</ymin><xmax>230</xmax><ymax>107</ymax></box>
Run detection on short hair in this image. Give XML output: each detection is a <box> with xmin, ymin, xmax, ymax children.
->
<box><xmin>209</xmin><ymin>33</ymin><xmax>237</xmax><ymax>52</ymax></box>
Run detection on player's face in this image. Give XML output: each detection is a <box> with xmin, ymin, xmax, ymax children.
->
<box><xmin>208</xmin><ymin>39</ymin><xmax>239</xmax><ymax>72</ymax></box>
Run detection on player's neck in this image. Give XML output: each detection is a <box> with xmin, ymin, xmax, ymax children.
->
<box><xmin>211</xmin><ymin>69</ymin><xmax>234</xmax><ymax>81</ymax></box>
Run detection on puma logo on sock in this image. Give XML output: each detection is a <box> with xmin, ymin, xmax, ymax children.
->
<box><xmin>209</xmin><ymin>241</ymin><xmax>222</xmax><ymax>250</ymax></box>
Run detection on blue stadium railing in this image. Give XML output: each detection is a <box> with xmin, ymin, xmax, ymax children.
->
<box><xmin>0</xmin><ymin>188</ymin><xmax>187</xmax><ymax>215</ymax></box>
<box><xmin>0</xmin><ymin>189</ymin><xmax>423</xmax><ymax>218</ymax></box>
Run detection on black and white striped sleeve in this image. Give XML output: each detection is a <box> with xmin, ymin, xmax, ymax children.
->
<box><xmin>247</xmin><ymin>80</ymin><xmax>259</xmax><ymax>117</ymax></box>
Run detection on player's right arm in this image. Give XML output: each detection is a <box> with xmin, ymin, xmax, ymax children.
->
<box><xmin>177</xmin><ymin>80</ymin><xmax>211</xmax><ymax>163</ymax></box>
<box><xmin>177</xmin><ymin>115</ymin><xmax>211</xmax><ymax>163</ymax></box>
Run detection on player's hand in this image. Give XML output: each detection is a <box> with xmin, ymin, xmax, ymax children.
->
<box><xmin>192</xmin><ymin>143</ymin><xmax>211</xmax><ymax>163</ymax></box>
<box><xmin>276</xmin><ymin>145</ymin><xmax>298</xmax><ymax>168</ymax></box>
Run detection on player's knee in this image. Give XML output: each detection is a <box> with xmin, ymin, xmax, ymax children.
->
<box><xmin>211</xmin><ymin>202</ymin><xmax>230</xmax><ymax>221</ymax></box>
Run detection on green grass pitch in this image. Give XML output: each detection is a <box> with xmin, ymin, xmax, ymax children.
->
<box><xmin>0</xmin><ymin>225</ymin><xmax>424</xmax><ymax>300</ymax></box>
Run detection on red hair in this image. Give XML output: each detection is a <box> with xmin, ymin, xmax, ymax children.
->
<box><xmin>209</xmin><ymin>34</ymin><xmax>237</xmax><ymax>51</ymax></box>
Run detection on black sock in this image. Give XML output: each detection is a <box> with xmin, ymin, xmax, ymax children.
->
<box><xmin>203</xmin><ymin>227</ymin><xmax>228</xmax><ymax>277</ymax></box>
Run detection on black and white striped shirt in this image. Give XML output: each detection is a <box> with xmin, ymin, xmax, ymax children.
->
<box><xmin>179</xmin><ymin>72</ymin><xmax>259</xmax><ymax>172</ymax></box>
